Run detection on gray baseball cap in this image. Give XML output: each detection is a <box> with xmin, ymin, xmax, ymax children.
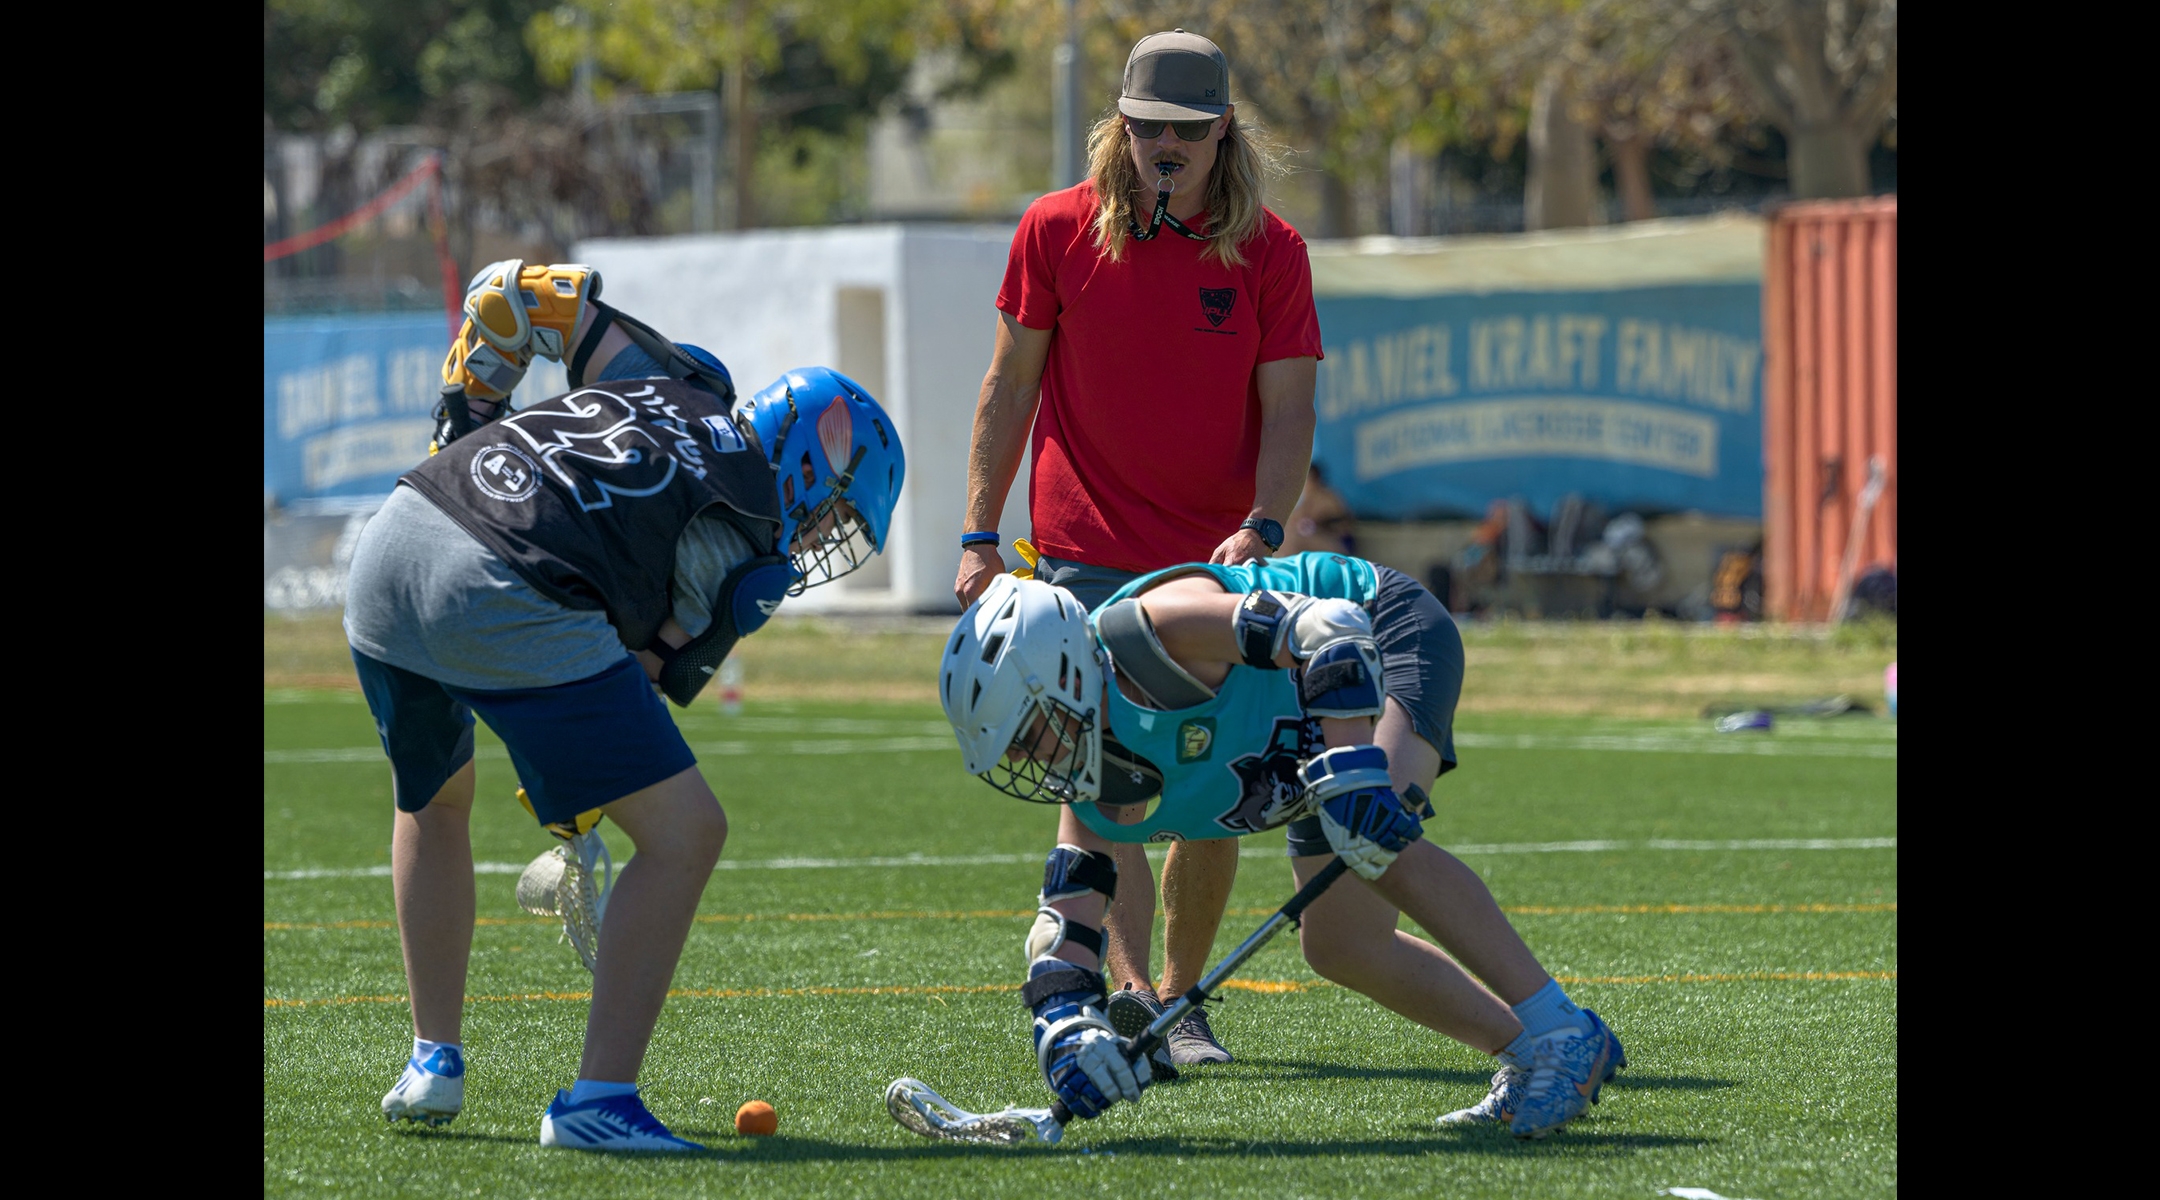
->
<box><xmin>1118</xmin><ymin>29</ymin><xmax>1230</xmax><ymax>121</ymax></box>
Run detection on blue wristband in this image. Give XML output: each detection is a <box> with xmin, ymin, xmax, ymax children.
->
<box><xmin>960</xmin><ymin>532</ymin><xmax>1000</xmax><ymax>547</ymax></box>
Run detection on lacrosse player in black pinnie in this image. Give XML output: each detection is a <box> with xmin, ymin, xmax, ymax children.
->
<box><xmin>346</xmin><ymin>260</ymin><xmax>906</xmax><ymax>1151</ymax></box>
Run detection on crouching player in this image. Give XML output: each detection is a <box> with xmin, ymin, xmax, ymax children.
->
<box><xmin>347</xmin><ymin>260</ymin><xmax>906</xmax><ymax>1150</ymax></box>
<box><xmin>938</xmin><ymin>556</ymin><xmax>1624</xmax><ymax>1138</ymax></box>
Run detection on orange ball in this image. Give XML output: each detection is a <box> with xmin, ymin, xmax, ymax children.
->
<box><xmin>735</xmin><ymin>1100</ymin><xmax>778</xmax><ymax>1136</ymax></box>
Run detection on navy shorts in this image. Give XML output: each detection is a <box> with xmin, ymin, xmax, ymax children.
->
<box><xmin>1285</xmin><ymin>566</ymin><xmax>1461</xmax><ymax>857</ymax></box>
<box><xmin>351</xmin><ymin>649</ymin><xmax>698</xmax><ymax>826</ymax></box>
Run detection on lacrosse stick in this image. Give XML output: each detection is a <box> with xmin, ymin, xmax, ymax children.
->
<box><xmin>1828</xmin><ymin>456</ymin><xmax>1889</xmax><ymax>624</ymax></box>
<box><xmin>887</xmin><ymin>855</ymin><xmax>1351</xmax><ymax>1144</ymax></box>
<box><xmin>885</xmin><ymin>1078</ymin><xmax>1065</xmax><ymax>1145</ymax></box>
<box><xmin>515</xmin><ymin>829</ymin><xmax>614</xmax><ymax>972</ymax></box>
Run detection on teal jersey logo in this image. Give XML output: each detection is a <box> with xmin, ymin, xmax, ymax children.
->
<box><xmin>1177</xmin><ymin>718</ymin><xmax>1216</xmax><ymax>763</ymax></box>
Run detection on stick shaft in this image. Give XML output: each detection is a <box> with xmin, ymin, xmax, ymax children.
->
<box><xmin>1129</xmin><ymin>856</ymin><xmax>1348</xmax><ymax>1060</ymax></box>
<box><xmin>1829</xmin><ymin>456</ymin><xmax>1888</xmax><ymax>623</ymax></box>
<box><xmin>1049</xmin><ymin>855</ymin><xmax>1350</xmax><ymax>1128</ymax></box>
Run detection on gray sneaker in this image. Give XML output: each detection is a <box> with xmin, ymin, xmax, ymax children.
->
<box><xmin>1103</xmin><ymin>985</ymin><xmax>1179</xmax><ymax>1082</ymax></box>
<box><xmin>1164</xmin><ymin>1001</ymin><xmax>1233</xmax><ymax>1066</ymax></box>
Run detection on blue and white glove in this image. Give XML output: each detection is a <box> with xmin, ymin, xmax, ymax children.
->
<box><xmin>1023</xmin><ymin>958</ymin><xmax>1150</xmax><ymax>1119</ymax></box>
<box><xmin>1300</xmin><ymin>745</ymin><xmax>1424</xmax><ymax>880</ymax></box>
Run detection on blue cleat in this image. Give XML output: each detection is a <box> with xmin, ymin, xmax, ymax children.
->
<box><xmin>382</xmin><ymin>1045</ymin><xmax>464</xmax><ymax>1127</ymax></box>
<box><xmin>1510</xmin><ymin>1009</ymin><xmax>1626</xmax><ymax>1139</ymax></box>
<box><xmin>540</xmin><ymin>1089</ymin><xmax>705</xmax><ymax>1152</ymax></box>
<box><xmin>1435</xmin><ymin>1066</ymin><xmax>1525</xmax><ymax>1127</ymax></box>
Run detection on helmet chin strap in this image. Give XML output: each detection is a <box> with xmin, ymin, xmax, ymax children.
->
<box><xmin>1129</xmin><ymin>161</ymin><xmax>1210</xmax><ymax>243</ymax></box>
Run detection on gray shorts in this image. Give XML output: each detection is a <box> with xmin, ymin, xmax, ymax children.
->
<box><xmin>1284</xmin><ymin>566</ymin><xmax>1461</xmax><ymax>857</ymax></box>
<box><xmin>1032</xmin><ymin>554</ymin><xmax>1142</xmax><ymax>613</ymax></box>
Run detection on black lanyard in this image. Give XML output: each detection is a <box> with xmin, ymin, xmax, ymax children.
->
<box><xmin>1128</xmin><ymin>164</ymin><xmax>1211</xmax><ymax>243</ymax></box>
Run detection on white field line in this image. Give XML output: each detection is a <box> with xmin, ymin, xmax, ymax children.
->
<box><xmin>265</xmin><ymin>730</ymin><xmax>1895</xmax><ymax>766</ymax></box>
<box><xmin>263</xmin><ymin>737</ymin><xmax>952</xmax><ymax>765</ymax></box>
<box><xmin>264</xmin><ymin>836</ymin><xmax>1895</xmax><ymax>880</ymax></box>
<box><xmin>1452</xmin><ymin>732</ymin><xmax>1895</xmax><ymax>759</ymax></box>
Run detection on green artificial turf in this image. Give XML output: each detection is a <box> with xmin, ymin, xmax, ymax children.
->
<box><xmin>265</xmin><ymin>693</ymin><xmax>1896</xmax><ymax>1198</ymax></box>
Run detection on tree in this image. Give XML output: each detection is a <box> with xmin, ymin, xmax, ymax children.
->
<box><xmin>264</xmin><ymin>0</ymin><xmax>656</xmax><ymax>278</ymax></box>
<box><xmin>1527</xmin><ymin>62</ymin><xmax>1598</xmax><ymax>229</ymax></box>
<box><xmin>525</xmin><ymin>0</ymin><xmax>1015</xmax><ymax>227</ymax></box>
<box><xmin>1474</xmin><ymin>0</ymin><xmax>1892</xmax><ymax>221</ymax></box>
<box><xmin>1561</xmin><ymin>0</ymin><xmax>1762</xmax><ymax>222</ymax></box>
<box><xmin>1719</xmin><ymin>0</ymin><xmax>1893</xmax><ymax>198</ymax></box>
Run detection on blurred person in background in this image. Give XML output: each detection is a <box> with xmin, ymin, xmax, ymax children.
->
<box><xmin>951</xmin><ymin>29</ymin><xmax>1321</xmax><ymax>1074</ymax></box>
<box><xmin>1280</xmin><ymin>462</ymin><xmax>1356</xmax><ymax>556</ymax></box>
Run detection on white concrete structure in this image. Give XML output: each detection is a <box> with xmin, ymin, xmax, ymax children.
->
<box><xmin>575</xmin><ymin>224</ymin><xmax>1025</xmax><ymax>613</ymax></box>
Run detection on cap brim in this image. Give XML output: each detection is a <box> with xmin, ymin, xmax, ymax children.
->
<box><xmin>1119</xmin><ymin>96</ymin><xmax>1228</xmax><ymax>122</ymax></box>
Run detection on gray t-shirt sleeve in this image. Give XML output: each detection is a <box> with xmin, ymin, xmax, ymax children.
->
<box><xmin>671</xmin><ymin>511</ymin><xmax>759</xmax><ymax>639</ymax></box>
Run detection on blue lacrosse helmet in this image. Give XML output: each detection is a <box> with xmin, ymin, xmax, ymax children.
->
<box><xmin>741</xmin><ymin>367</ymin><xmax>905</xmax><ymax>593</ymax></box>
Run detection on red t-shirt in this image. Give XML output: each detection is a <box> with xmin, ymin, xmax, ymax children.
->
<box><xmin>997</xmin><ymin>181</ymin><xmax>1323</xmax><ymax>573</ymax></box>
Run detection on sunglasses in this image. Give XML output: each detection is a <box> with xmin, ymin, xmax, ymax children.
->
<box><xmin>1126</xmin><ymin>117</ymin><xmax>1219</xmax><ymax>142</ymax></box>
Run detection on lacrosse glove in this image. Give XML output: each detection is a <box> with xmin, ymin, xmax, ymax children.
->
<box><xmin>1024</xmin><ymin>959</ymin><xmax>1150</xmax><ymax>1119</ymax></box>
<box><xmin>1301</xmin><ymin>745</ymin><xmax>1424</xmax><ymax>881</ymax></box>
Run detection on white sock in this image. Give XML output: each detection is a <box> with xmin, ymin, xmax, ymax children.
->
<box><xmin>567</xmin><ymin>1079</ymin><xmax>639</xmax><ymax>1105</ymax></box>
<box><xmin>1498</xmin><ymin>1031</ymin><xmax>1534</xmax><ymax>1071</ymax></box>
<box><xmin>1510</xmin><ymin>979</ymin><xmax>1586</xmax><ymax>1040</ymax></box>
<box><xmin>413</xmin><ymin>1038</ymin><xmax>462</xmax><ymax>1071</ymax></box>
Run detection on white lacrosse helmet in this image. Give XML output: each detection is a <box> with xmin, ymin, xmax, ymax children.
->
<box><xmin>941</xmin><ymin>575</ymin><xmax>1104</xmax><ymax>804</ymax></box>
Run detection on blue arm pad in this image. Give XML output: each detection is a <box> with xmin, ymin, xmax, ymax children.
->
<box><xmin>1299</xmin><ymin>745</ymin><xmax>1424</xmax><ymax>874</ymax></box>
<box><xmin>1040</xmin><ymin>844</ymin><xmax>1117</xmax><ymax>905</ymax></box>
<box><xmin>1297</xmin><ymin>744</ymin><xmax>1395</xmax><ymax>800</ymax></box>
<box><xmin>1024</xmin><ymin>960</ymin><xmax>1122</xmax><ymax>1120</ymax></box>
<box><xmin>1231</xmin><ymin>589</ymin><xmax>1293</xmax><ymax>669</ymax></box>
<box><xmin>1297</xmin><ymin>637</ymin><xmax>1385</xmax><ymax>719</ymax></box>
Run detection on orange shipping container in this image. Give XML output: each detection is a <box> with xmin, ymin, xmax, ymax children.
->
<box><xmin>1762</xmin><ymin>197</ymin><xmax>1896</xmax><ymax>621</ymax></box>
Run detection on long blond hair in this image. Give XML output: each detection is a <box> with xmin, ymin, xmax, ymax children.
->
<box><xmin>1086</xmin><ymin>109</ymin><xmax>1284</xmax><ymax>268</ymax></box>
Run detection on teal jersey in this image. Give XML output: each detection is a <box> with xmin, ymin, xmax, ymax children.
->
<box><xmin>1073</xmin><ymin>553</ymin><xmax>1381</xmax><ymax>844</ymax></box>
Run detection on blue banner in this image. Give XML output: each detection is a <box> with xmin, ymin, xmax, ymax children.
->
<box><xmin>1312</xmin><ymin>284</ymin><xmax>1762</xmax><ymax>519</ymax></box>
<box><xmin>262</xmin><ymin>313</ymin><xmax>568</xmax><ymax>504</ymax></box>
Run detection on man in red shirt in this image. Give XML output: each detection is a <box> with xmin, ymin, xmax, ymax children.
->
<box><xmin>952</xmin><ymin>28</ymin><xmax>1322</xmax><ymax>1075</ymax></box>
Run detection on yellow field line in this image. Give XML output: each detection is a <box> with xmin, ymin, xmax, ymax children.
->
<box><xmin>264</xmin><ymin>902</ymin><xmax>1896</xmax><ymax>933</ymax></box>
<box><xmin>263</xmin><ymin>983</ymin><xmax>1017</xmax><ymax>1009</ymax></box>
<box><xmin>1557</xmin><ymin>971</ymin><xmax>1897</xmax><ymax>985</ymax></box>
<box><xmin>1500</xmin><ymin>903</ymin><xmax>1898</xmax><ymax>915</ymax></box>
<box><xmin>262</xmin><ymin>970</ymin><xmax>1896</xmax><ymax>1009</ymax></box>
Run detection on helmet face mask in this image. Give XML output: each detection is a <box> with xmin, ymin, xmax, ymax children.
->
<box><xmin>790</xmin><ymin>495</ymin><xmax>878</xmax><ymax>591</ymax></box>
<box><xmin>941</xmin><ymin>576</ymin><xmax>1105</xmax><ymax>804</ymax></box>
<box><xmin>742</xmin><ymin>368</ymin><xmax>905</xmax><ymax>595</ymax></box>
<box><xmin>984</xmin><ymin>678</ymin><xmax>1098</xmax><ymax>804</ymax></box>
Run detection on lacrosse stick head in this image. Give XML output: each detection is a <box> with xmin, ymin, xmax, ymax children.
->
<box><xmin>516</xmin><ymin>846</ymin><xmax>569</xmax><ymax>916</ymax></box>
<box><xmin>514</xmin><ymin>842</ymin><xmax>607</xmax><ymax>973</ymax></box>
<box><xmin>885</xmin><ymin>1078</ymin><xmax>1063</xmax><ymax>1145</ymax></box>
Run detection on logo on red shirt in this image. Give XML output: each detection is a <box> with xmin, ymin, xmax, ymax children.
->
<box><xmin>1198</xmin><ymin>287</ymin><xmax>1237</xmax><ymax>328</ymax></box>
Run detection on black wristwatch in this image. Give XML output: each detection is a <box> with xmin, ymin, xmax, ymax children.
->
<box><xmin>1240</xmin><ymin>517</ymin><xmax>1285</xmax><ymax>552</ymax></box>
